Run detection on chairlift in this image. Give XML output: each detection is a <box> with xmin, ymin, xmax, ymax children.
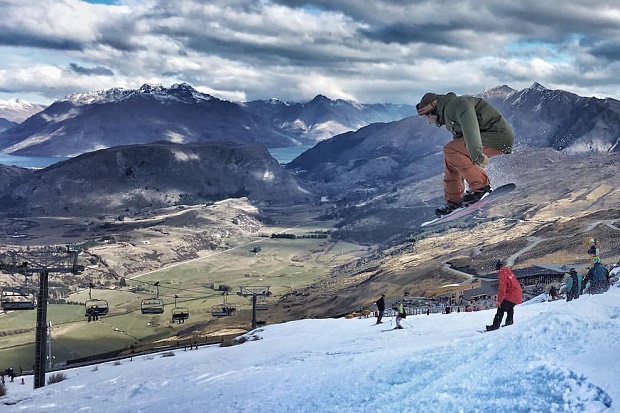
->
<box><xmin>1</xmin><ymin>287</ymin><xmax>36</xmax><ymax>310</ymax></box>
<box><xmin>141</xmin><ymin>298</ymin><xmax>165</xmax><ymax>314</ymax></box>
<box><xmin>211</xmin><ymin>292</ymin><xmax>236</xmax><ymax>317</ymax></box>
<box><xmin>171</xmin><ymin>307</ymin><xmax>190</xmax><ymax>323</ymax></box>
<box><xmin>84</xmin><ymin>299</ymin><xmax>109</xmax><ymax>317</ymax></box>
<box><xmin>171</xmin><ymin>295</ymin><xmax>189</xmax><ymax>323</ymax></box>
<box><xmin>84</xmin><ymin>283</ymin><xmax>109</xmax><ymax>317</ymax></box>
<box><xmin>211</xmin><ymin>304</ymin><xmax>236</xmax><ymax>317</ymax></box>
<box><xmin>141</xmin><ymin>281</ymin><xmax>165</xmax><ymax>314</ymax></box>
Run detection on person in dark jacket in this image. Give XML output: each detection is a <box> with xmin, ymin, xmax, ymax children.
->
<box><xmin>416</xmin><ymin>92</ymin><xmax>514</xmax><ymax>217</ymax></box>
<box><xmin>585</xmin><ymin>257</ymin><xmax>610</xmax><ymax>294</ymax></box>
<box><xmin>375</xmin><ymin>294</ymin><xmax>386</xmax><ymax>324</ymax></box>
<box><xmin>486</xmin><ymin>260</ymin><xmax>523</xmax><ymax>331</ymax></box>
<box><xmin>566</xmin><ymin>268</ymin><xmax>583</xmax><ymax>302</ymax></box>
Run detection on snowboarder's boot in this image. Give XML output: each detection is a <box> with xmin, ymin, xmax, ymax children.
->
<box><xmin>486</xmin><ymin>312</ymin><xmax>503</xmax><ymax>331</ymax></box>
<box><xmin>461</xmin><ymin>185</ymin><xmax>492</xmax><ymax>206</ymax></box>
<box><xmin>435</xmin><ymin>200</ymin><xmax>462</xmax><ymax>218</ymax></box>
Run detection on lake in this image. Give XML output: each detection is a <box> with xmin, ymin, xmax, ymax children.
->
<box><xmin>0</xmin><ymin>153</ymin><xmax>69</xmax><ymax>169</ymax></box>
<box><xmin>268</xmin><ymin>145</ymin><xmax>313</xmax><ymax>164</ymax></box>
<box><xmin>0</xmin><ymin>145</ymin><xmax>313</xmax><ymax>169</ymax></box>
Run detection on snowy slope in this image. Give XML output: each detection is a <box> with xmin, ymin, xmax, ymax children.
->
<box><xmin>2</xmin><ymin>284</ymin><xmax>619</xmax><ymax>413</ymax></box>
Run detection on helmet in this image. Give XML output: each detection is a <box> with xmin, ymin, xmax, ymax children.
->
<box><xmin>495</xmin><ymin>260</ymin><xmax>503</xmax><ymax>270</ymax></box>
<box><xmin>593</xmin><ymin>257</ymin><xmax>601</xmax><ymax>264</ymax></box>
<box><xmin>569</xmin><ymin>268</ymin><xmax>577</xmax><ymax>275</ymax></box>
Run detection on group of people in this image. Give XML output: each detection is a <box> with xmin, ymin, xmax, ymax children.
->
<box><xmin>374</xmin><ymin>294</ymin><xmax>407</xmax><ymax>329</ymax></box>
<box><xmin>86</xmin><ymin>305</ymin><xmax>100</xmax><ymax>322</ymax></box>
<box><xmin>2</xmin><ymin>367</ymin><xmax>15</xmax><ymax>384</ymax></box>
<box><xmin>564</xmin><ymin>257</ymin><xmax>611</xmax><ymax>300</ymax></box>
<box><xmin>373</xmin><ymin>259</ymin><xmax>524</xmax><ymax>332</ymax></box>
<box><xmin>373</xmin><ymin>255</ymin><xmax>614</xmax><ymax>333</ymax></box>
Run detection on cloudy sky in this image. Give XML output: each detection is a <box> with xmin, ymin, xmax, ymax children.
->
<box><xmin>1</xmin><ymin>0</ymin><xmax>620</xmax><ymax>105</ymax></box>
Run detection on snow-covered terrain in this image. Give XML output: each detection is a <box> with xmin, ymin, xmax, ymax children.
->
<box><xmin>0</xmin><ymin>99</ymin><xmax>44</xmax><ymax>123</ymax></box>
<box><xmin>2</xmin><ymin>281</ymin><xmax>619</xmax><ymax>412</ymax></box>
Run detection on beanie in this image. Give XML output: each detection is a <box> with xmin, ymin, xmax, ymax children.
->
<box><xmin>416</xmin><ymin>93</ymin><xmax>438</xmax><ymax>115</ymax></box>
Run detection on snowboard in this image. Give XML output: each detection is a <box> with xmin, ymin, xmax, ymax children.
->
<box><xmin>478</xmin><ymin>324</ymin><xmax>512</xmax><ymax>333</ymax></box>
<box><xmin>421</xmin><ymin>183</ymin><xmax>516</xmax><ymax>227</ymax></box>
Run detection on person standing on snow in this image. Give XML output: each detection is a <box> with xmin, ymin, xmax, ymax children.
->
<box><xmin>375</xmin><ymin>294</ymin><xmax>386</xmax><ymax>324</ymax></box>
<box><xmin>565</xmin><ymin>268</ymin><xmax>583</xmax><ymax>302</ymax></box>
<box><xmin>486</xmin><ymin>260</ymin><xmax>522</xmax><ymax>331</ymax></box>
<box><xmin>394</xmin><ymin>301</ymin><xmax>406</xmax><ymax>330</ymax></box>
<box><xmin>585</xmin><ymin>257</ymin><xmax>610</xmax><ymax>294</ymax></box>
<box><xmin>416</xmin><ymin>92</ymin><xmax>514</xmax><ymax>218</ymax></box>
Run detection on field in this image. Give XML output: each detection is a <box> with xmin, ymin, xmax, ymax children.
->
<box><xmin>0</xmin><ymin>201</ymin><xmax>370</xmax><ymax>370</ymax></box>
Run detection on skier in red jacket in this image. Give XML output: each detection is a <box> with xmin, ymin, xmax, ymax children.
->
<box><xmin>486</xmin><ymin>260</ymin><xmax>523</xmax><ymax>331</ymax></box>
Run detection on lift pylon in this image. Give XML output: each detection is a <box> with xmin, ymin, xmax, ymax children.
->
<box><xmin>1</xmin><ymin>246</ymin><xmax>83</xmax><ymax>389</ymax></box>
<box><xmin>237</xmin><ymin>286</ymin><xmax>271</xmax><ymax>330</ymax></box>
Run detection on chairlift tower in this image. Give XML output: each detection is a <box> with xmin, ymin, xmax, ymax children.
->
<box><xmin>237</xmin><ymin>286</ymin><xmax>271</xmax><ymax>330</ymax></box>
<box><xmin>2</xmin><ymin>246</ymin><xmax>83</xmax><ymax>389</ymax></box>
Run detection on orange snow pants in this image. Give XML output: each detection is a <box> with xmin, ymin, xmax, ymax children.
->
<box><xmin>443</xmin><ymin>137</ymin><xmax>504</xmax><ymax>203</ymax></box>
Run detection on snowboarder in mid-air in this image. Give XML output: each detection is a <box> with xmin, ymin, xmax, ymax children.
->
<box><xmin>486</xmin><ymin>260</ymin><xmax>522</xmax><ymax>331</ymax></box>
<box><xmin>416</xmin><ymin>92</ymin><xmax>514</xmax><ymax>218</ymax></box>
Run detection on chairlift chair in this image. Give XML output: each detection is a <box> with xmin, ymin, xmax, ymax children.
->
<box><xmin>211</xmin><ymin>304</ymin><xmax>236</xmax><ymax>317</ymax></box>
<box><xmin>1</xmin><ymin>288</ymin><xmax>37</xmax><ymax>310</ymax></box>
<box><xmin>84</xmin><ymin>298</ymin><xmax>109</xmax><ymax>317</ymax></box>
<box><xmin>211</xmin><ymin>291</ymin><xmax>236</xmax><ymax>317</ymax></box>
<box><xmin>171</xmin><ymin>307</ymin><xmax>190</xmax><ymax>323</ymax></box>
<box><xmin>141</xmin><ymin>298</ymin><xmax>165</xmax><ymax>314</ymax></box>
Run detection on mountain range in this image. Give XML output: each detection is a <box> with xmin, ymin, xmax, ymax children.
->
<box><xmin>0</xmin><ymin>84</ymin><xmax>411</xmax><ymax>157</ymax></box>
<box><xmin>287</xmin><ymin>83</ymin><xmax>620</xmax><ymax>198</ymax></box>
<box><xmin>1</xmin><ymin>82</ymin><xmax>620</xmax><ymax>232</ymax></box>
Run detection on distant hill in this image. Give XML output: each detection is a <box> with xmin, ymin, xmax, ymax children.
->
<box><xmin>0</xmin><ymin>118</ymin><xmax>17</xmax><ymax>134</ymax></box>
<box><xmin>243</xmin><ymin>94</ymin><xmax>413</xmax><ymax>143</ymax></box>
<box><xmin>0</xmin><ymin>84</ymin><xmax>413</xmax><ymax>157</ymax></box>
<box><xmin>0</xmin><ymin>141</ymin><xmax>312</xmax><ymax>217</ymax></box>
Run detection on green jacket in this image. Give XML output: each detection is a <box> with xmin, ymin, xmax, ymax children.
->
<box><xmin>436</xmin><ymin>93</ymin><xmax>514</xmax><ymax>165</ymax></box>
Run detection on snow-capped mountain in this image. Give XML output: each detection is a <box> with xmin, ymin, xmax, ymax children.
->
<box><xmin>291</xmin><ymin>82</ymin><xmax>620</xmax><ymax>191</ymax></box>
<box><xmin>480</xmin><ymin>83</ymin><xmax>620</xmax><ymax>153</ymax></box>
<box><xmin>0</xmin><ymin>84</ymin><xmax>295</xmax><ymax>157</ymax></box>
<box><xmin>0</xmin><ymin>98</ymin><xmax>45</xmax><ymax>123</ymax></box>
<box><xmin>0</xmin><ymin>98</ymin><xmax>46</xmax><ymax>133</ymax></box>
<box><xmin>243</xmin><ymin>94</ymin><xmax>413</xmax><ymax>143</ymax></box>
<box><xmin>0</xmin><ymin>84</ymin><xmax>413</xmax><ymax>157</ymax></box>
<box><xmin>65</xmin><ymin>83</ymin><xmax>214</xmax><ymax>106</ymax></box>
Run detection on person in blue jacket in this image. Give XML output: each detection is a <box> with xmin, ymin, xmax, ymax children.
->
<box><xmin>584</xmin><ymin>257</ymin><xmax>610</xmax><ymax>294</ymax></box>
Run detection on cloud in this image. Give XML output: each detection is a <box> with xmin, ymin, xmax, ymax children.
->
<box><xmin>2</xmin><ymin>0</ymin><xmax>620</xmax><ymax>104</ymax></box>
<box><xmin>69</xmin><ymin>63</ymin><xmax>114</xmax><ymax>76</ymax></box>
